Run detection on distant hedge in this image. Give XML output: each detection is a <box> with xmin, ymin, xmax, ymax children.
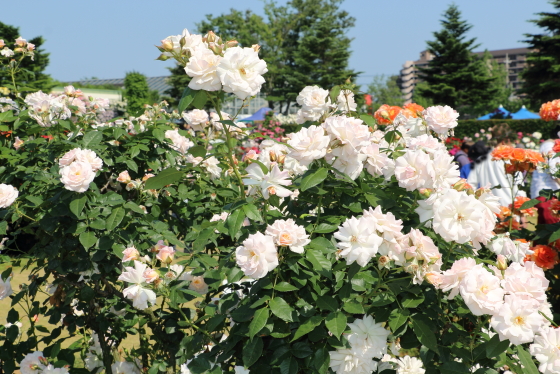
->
<box><xmin>455</xmin><ymin>119</ymin><xmax>556</xmax><ymax>139</ymax></box>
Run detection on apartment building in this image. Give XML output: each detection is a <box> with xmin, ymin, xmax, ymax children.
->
<box><xmin>399</xmin><ymin>48</ymin><xmax>529</xmax><ymax>104</ymax></box>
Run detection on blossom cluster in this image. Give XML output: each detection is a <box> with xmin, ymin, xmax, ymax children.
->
<box><xmin>235</xmin><ymin>219</ymin><xmax>309</xmax><ymax>279</ymax></box>
<box><xmin>118</xmin><ymin>240</ymin><xmax>209</xmax><ymax>310</ymax></box>
<box><xmin>539</xmin><ymin>99</ymin><xmax>560</xmax><ymax>121</ymax></box>
<box><xmin>157</xmin><ymin>29</ymin><xmax>267</xmax><ymax>99</ymax></box>
<box><xmin>24</xmin><ymin>86</ymin><xmax>110</xmax><ymax>128</ymax></box>
<box><xmin>19</xmin><ymin>351</ymin><xmax>69</xmax><ymax>374</ymax></box>
<box><xmin>492</xmin><ymin>145</ymin><xmax>545</xmax><ymax>173</ymax></box>
<box><xmin>0</xmin><ymin>37</ymin><xmax>35</xmax><ymax>59</ymax></box>
<box><xmin>294</xmin><ymin>86</ymin><xmax>358</xmax><ymax>123</ymax></box>
<box><xmin>58</xmin><ymin>148</ymin><xmax>102</xmax><ymax>193</ymax></box>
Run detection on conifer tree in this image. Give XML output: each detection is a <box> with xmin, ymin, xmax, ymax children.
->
<box><xmin>521</xmin><ymin>0</ymin><xmax>560</xmax><ymax>109</ymax></box>
<box><xmin>0</xmin><ymin>21</ymin><xmax>53</xmax><ymax>95</ymax></box>
<box><xmin>124</xmin><ymin>72</ymin><xmax>150</xmax><ymax>116</ymax></box>
<box><xmin>417</xmin><ymin>5</ymin><xmax>497</xmax><ymax>114</ymax></box>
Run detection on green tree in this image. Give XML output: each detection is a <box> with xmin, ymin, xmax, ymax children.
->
<box><xmin>123</xmin><ymin>71</ymin><xmax>149</xmax><ymax>116</ymax></box>
<box><xmin>367</xmin><ymin>74</ymin><xmax>404</xmax><ymax>111</ymax></box>
<box><xmin>475</xmin><ymin>50</ymin><xmax>512</xmax><ymax>113</ymax></box>
<box><xmin>521</xmin><ymin>0</ymin><xmax>560</xmax><ymax>109</ymax></box>
<box><xmin>0</xmin><ymin>21</ymin><xmax>53</xmax><ymax>95</ymax></box>
<box><xmin>417</xmin><ymin>4</ymin><xmax>497</xmax><ymax>115</ymax></box>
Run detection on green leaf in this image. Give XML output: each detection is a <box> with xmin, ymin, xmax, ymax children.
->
<box><xmin>79</xmin><ymin>232</ymin><xmax>97</xmax><ymax>250</ymax></box>
<box><xmin>106</xmin><ymin>206</ymin><xmax>125</xmax><ymax>231</ymax></box>
<box><xmin>411</xmin><ymin>315</ymin><xmax>438</xmax><ymax>353</ymax></box>
<box><xmin>249</xmin><ymin>307</ymin><xmax>269</xmax><ymax>339</ymax></box>
<box><xmin>292</xmin><ymin>315</ymin><xmax>324</xmax><ymax>341</ymax></box>
<box><xmin>226</xmin><ymin>209</ymin><xmax>246</xmax><ymax>239</ymax></box>
<box><xmin>144</xmin><ymin>167</ymin><xmax>183</xmax><ymax>189</ymax></box>
<box><xmin>342</xmin><ymin>301</ymin><xmax>365</xmax><ymax>314</ymax></box>
<box><xmin>330</xmin><ymin>85</ymin><xmax>341</xmax><ymax>103</ymax></box>
<box><xmin>188</xmin><ymin>145</ymin><xmax>206</xmax><ymax>158</ymax></box>
<box><xmin>69</xmin><ymin>195</ymin><xmax>87</xmax><ymax>218</ymax></box>
<box><xmin>439</xmin><ymin>361</ymin><xmax>470</xmax><ymax>373</ymax></box>
<box><xmin>486</xmin><ymin>334</ymin><xmax>509</xmax><ymax>358</ymax></box>
<box><xmin>401</xmin><ymin>293</ymin><xmax>425</xmax><ymax>308</ymax></box>
<box><xmin>243</xmin><ymin>337</ymin><xmax>263</xmax><ymax>367</ymax></box>
<box><xmin>388</xmin><ymin>309</ymin><xmax>409</xmax><ymax>332</ymax></box>
<box><xmin>269</xmin><ymin>297</ymin><xmax>294</xmax><ymax>322</ymax></box>
<box><xmin>360</xmin><ymin>114</ymin><xmax>376</xmax><ymax>128</ymax></box>
<box><xmin>0</xmin><ymin>221</ymin><xmax>6</xmax><ymax>235</ymax></box>
<box><xmin>280</xmin><ymin>356</ymin><xmax>298</xmax><ymax>374</ymax></box>
<box><xmin>89</xmin><ymin>219</ymin><xmax>106</xmax><ymax>230</ymax></box>
<box><xmin>82</xmin><ymin>131</ymin><xmax>103</xmax><ymax>148</ymax></box>
<box><xmin>243</xmin><ymin>204</ymin><xmax>263</xmax><ymax>222</ymax></box>
<box><xmin>192</xmin><ymin>90</ymin><xmax>208</xmax><ymax>109</ymax></box>
<box><xmin>25</xmin><ymin>196</ymin><xmax>43</xmax><ymax>207</ymax></box>
<box><xmin>300</xmin><ymin>168</ymin><xmax>328</xmax><ymax>192</ymax></box>
<box><xmin>274</xmin><ymin>282</ymin><xmax>299</xmax><ymax>292</ymax></box>
<box><xmin>125</xmin><ymin>159</ymin><xmax>138</xmax><ymax>173</ymax></box>
<box><xmin>124</xmin><ymin>201</ymin><xmax>147</xmax><ymax>214</ymax></box>
<box><xmin>549</xmin><ymin>228</ymin><xmax>560</xmax><ymax>244</ymax></box>
<box><xmin>517</xmin><ymin>345</ymin><xmax>540</xmax><ymax>374</ymax></box>
<box><xmin>316</xmin><ymin>295</ymin><xmax>338</xmax><ymax>312</ymax></box>
<box><xmin>519</xmin><ymin>199</ymin><xmax>540</xmax><ymax>210</ymax></box>
<box><xmin>312</xmin><ymin>223</ymin><xmax>338</xmax><ymax>233</ymax></box>
<box><xmin>325</xmin><ymin>312</ymin><xmax>347</xmax><ymax>339</ymax></box>
<box><xmin>306</xmin><ymin>248</ymin><xmax>331</xmax><ymax>272</ymax></box>
<box><xmin>178</xmin><ymin>87</ymin><xmax>195</xmax><ymax>113</ymax></box>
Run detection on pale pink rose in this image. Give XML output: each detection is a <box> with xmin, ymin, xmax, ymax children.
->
<box><xmin>0</xmin><ymin>184</ymin><xmax>18</xmax><ymax>208</ymax></box>
<box><xmin>423</xmin><ymin>105</ymin><xmax>459</xmax><ymax>136</ymax></box>
<box><xmin>236</xmin><ymin>232</ymin><xmax>278</xmax><ymax>279</ymax></box>
<box><xmin>76</xmin><ymin>149</ymin><xmax>103</xmax><ymax>171</ymax></box>
<box><xmin>439</xmin><ymin>257</ymin><xmax>477</xmax><ymax>299</ymax></box>
<box><xmin>185</xmin><ymin>47</ymin><xmax>222</xmax><ymax>91</ymax></box>
<box><xmin>503</xmin><ymin>262</ymin><xmax>549</xmax><ymax>304</ymax></box>
<box><xmin>425</xmin><ymin>272</ymin><xmax>443</xmax><ymax>287</ymax></box>
<box><xmin>59</xmin><ymin>148</ymin><xmax>81</xmax><ymax>167</ymax></box>
<box><xmin>117</xmin><ymin>170</ymin><xmax>131</xmax><ymax>183</ymax></box>
<box><xmin>122</xmin><ymin>247</ymin><xmax>140</xmax><ymax>262</ymax></box>
<box><xmin>156</xmin><ymin>244</ymin><xmax>175</xmax><ymax>263</ymax></box>
<box><xmin>188</xmin><ymin>276</ymin><xmax>209</xmax><ymax>294</ymax></box>
<box><xmin>265</xmin><ymin>219</ymin><xmax>310</xmax><ymax>254</ymax></box>
<box><xmin>0</xmin><ymin>40</ymin><xmax>4</xmax><ymax>49</ymax></box>
<box><xmin>59</xmin><ymin>161</ymin><xmax>95</xmax><ymax>193</ymax></box>
<box><xmin>459</xmin><ymin>265</ymin><xmax>504</xmax><ymax>316</ymax></box>
<box><xmin>13</xmin><ymin>136</ymin><xmax>23</xmax><ymax>150</ymax></box>
<box><xmin>243</xmin><ymin>149</ymin><xmax>258</xmax><ymax>162</ymax></box>
<box><xmin>182</xmin><ymin>109</ymin><xmax>209</xmax><ymax>132</ymax></box>
<box><xmin>490</xmin><ymin>294</ymin><xmax>543</xmax><ymax>345</ymax></box>
<box><xmin>394</xmin><ymin>150</ymin><xmax>435</xmax><ymax>191</ymax></box>
<box><xmin>142</xmin><ymin>268</ymin><xmax>159</xmax><ymax>284</ymax></box>
<box><xmin>142</xmin><ymin>173</ymin><xmax>155</xmax><ymax>181</ymax></box>
<box><xmin>14</xmin><ymin>37</ymin><xmax>26</xmax><ymax>47</ymax></box>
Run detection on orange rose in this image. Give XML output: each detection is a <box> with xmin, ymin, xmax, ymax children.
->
<box><xmin>492</xmin><ymin>145</ymin><xmax>514</xmax><ymax>161</ymax></box>
<box><xmin>527</xmin><ymin>244</ymin><xmax>559</xmax><ymax>270</ymax></box>
<box><xmin>402</xmin><ymin>103</ymin><xmax>424</xmax><ymax>118</ymax></box>
<box><xmin>540</xmin><ymin>99</ymin><xmax>560</xmax><ymax>121</ymax></box>
<box><xmin>374</xmin><ymin>104</ymin><xmax>402</xmax><ymax>125</ymax></box>
<box><xmin>553</xmin><ymin>139</ymin><xmax>560</xmax><ymax>154</ymax></box>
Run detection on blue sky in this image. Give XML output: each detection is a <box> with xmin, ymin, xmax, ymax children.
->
<box><xmin>2</xmin><ymin>0</ymin><xmax>555</xmax><ymax>89</ymax></box>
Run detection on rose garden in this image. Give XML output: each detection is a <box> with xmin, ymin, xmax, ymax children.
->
<box><xmin>2</xmin><ymin>19</ymin><xmax>560</xmax><ymax>374</ymax></box>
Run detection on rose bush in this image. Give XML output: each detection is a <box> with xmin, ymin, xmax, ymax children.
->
<box><xmin>0</xmin><ymin>30</ymin><xmax>558</xmax><ymax>374</ymax></box>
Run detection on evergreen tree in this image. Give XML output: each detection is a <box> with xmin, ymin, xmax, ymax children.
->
<box><xmin>123</xmin><ymin>72</ymin><xmax>149</xmax><ymax>116</ymax></box>
<box><xmin>0</xmin><ymin>21</ymin><xmax>53</xmax><ymax>95</ymax></box>
<box><xmin>520</xmin><ymin>0</ymin><xmax>560</xmax><ymax>109</ymax></box>
<box><xmin>476</xmin><ymin>50</ymin><xmax>512</xmax><ymax>113</ymax></box>
<box><xmin>417</xmin><ymin>5</ymin><xmax>497</xmax><ymax>114</ymax></box>
<box><xmin>367</xmin><ymin>75</ymin><xmax>404</xmax><ymax>111</ymax></box>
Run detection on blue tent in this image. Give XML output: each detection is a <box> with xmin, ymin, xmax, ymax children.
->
<box><xmin>510</xmin><ymin>106</ymin><xmax>540</xmax><ymax>120</ymax></box>
<box><xmin>239</xmin><ymin>107</ymin><xmax>274</xmax><ymax>122</ymax></box>
<box><xmin>477</xmin><ymin>105</ymin><xmax>511</xmax><ymax>120</ymax></box>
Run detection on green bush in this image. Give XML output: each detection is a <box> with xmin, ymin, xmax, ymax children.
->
<box><xmin>455</xmin><ymin>119</ymin><xmax>555</xmax><ymax>139</ymax></box>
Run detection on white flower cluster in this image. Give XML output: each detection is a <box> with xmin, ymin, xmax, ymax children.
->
<box><xmin>165</xmin><ymin>129</ymin><xmax>194</xmax><ymax>154</ymax></box>
<box><xmin>159</xmin><ymin>29</ymin><xmax>267</xmax><ymax>99</ymax></box>
<box><xmin>433</xmin><ymin>258</ymin><xmax>552</xmax><ymax>346</ymax></box>
<box><xmin>0</xmin><ymin>183</ymin><xmax>18</xmax><ymax>209</ymax></box>
<box><xmin>295</xmin><ymin>86</ymin><xmax>359</xmax><ymax>124</ymax></box>
<box><xmin>488</xmin><ymin>233</ymin><xmax>533</xmax><ymax>263</ymax></box>
<box><xmin>24</xmin><ymin>86</ymin><xmax>109</xmax><ymax>127</ymax></box>
<box><xmin>334</xmin><ymin>206</ymin><xmax>442</xmax><ymax>284</ymax></box>
<box><xmin>329</xmin><ymin>315</ymin><xmax>390</xmax><ymax>374</ymax></box>
<box><xmin>1</xmin><ymin>37</ymin><xmax>35</xmax><ymax>60</ymax></box>
<box><xmin>58</xmin><ymin>148</ymin><xmax>102</xmax><ymax>193</ymax></box>
<box><xmin>236</xmin><ymin>219</ymin><xmax>309</xmax><ymax>279</ymax></box>
<box><xmin>19</xmin><ymin>351</ymin><xmax>70</xmax><ymax>374</ymax></box>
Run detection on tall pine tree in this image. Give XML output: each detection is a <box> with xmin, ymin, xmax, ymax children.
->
<box><xmin>417</xmin><ymin>5</ymin><xmax>497</xmax><ymax>114</ymax></box>
<box><xmin>521</xmin><ymin>0</ymin><xmax>560</xmax><ymax>109</ymax></box>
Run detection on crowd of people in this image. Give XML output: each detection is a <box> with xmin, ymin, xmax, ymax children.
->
<box><xmin>455</xmin><ymin>123</ymin><xmax>560</xmax><ymax>225</ymax></box>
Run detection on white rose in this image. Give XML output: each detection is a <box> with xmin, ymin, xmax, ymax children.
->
<box><xmin>286</xmin><ymin>125</ymin><xmax>330</xmax><ymax>166</ymax></box>
<box><xmin>185</xmin><ymin>47</ymin><xmax>222</xmax><ymax>91</ymax></box>
<box><xmin>216</xmin><ymin>46</ymin><xmax>268</xmax><ymax>99</ymax></box>
<box><xmin>0</xmin><ymin>276</ymin><xmax>12</xmax><ymax>300</ymax></box>
<box><xmin>235</xmin><ymin>232</ymin><xmax>278</xmax><ymax>279</ymax></box>
<box><xmin>0</xmin><ymin>184</ymin><xmax>18</xmax><ymax>208</ymax></box>
<box><xmin>295</xmin><ymin>85</ymin><xmax>331</xmax><ymax>123</ymax></box>
<box><xmin>60</xmin><ymin>161</ymin><xmax>96</xmax><ymax>193</ymax></box>
<box><xmin>265</xmin><ymin>219</ymin><xmax>310</xmax><ymax>254</ymax></box>
<box><xmin>336</xmin><ymin>89</ymin><xmax>357</xmax><ymax>112</ymax></box>
<box><xmin>423</xmin><ymin>105</ymin><xmax>459</xmax><ymax>136</ymax></box>
<box><xmin>76</xmin><ymin>149</ymin><xmax>103</xmax><ymax>172</ymax></box>
<box><xmin>182</xmin><ymin>109</ymin><xmax>209</xmax><ymax>132</ymax></box>
<box><xmin>59</xmin><ymin>148</ymin><xmax>81</xmax><ymax>167</ymax></box>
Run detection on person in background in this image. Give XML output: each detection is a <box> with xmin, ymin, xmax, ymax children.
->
<box><xmin>467</xmin><ymin>123</ymin><xmax>526</xmax><ymax>206</ymax></box>
<box><xmin>454</xmin><ymin>141</ymin><xmax>473</xmax><ymax>179</ymax></box>
<box><xmin>531</xmin><ymin>125</ymin><xmax>560</xmax><ymax>224</ymax></box>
